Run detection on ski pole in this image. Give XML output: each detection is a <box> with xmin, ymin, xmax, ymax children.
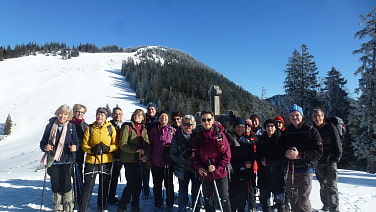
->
<box><xmin>39</xmin><ymin>165</ymin><xmax>48</xmax><ymax>212</ymax></box>
<box><xmin>192</xmin><ymin>177</ymin><xmax>204</xmax><ymax>212</ymax></box>
<box><xmin>139</xmin><ymin>152</ymin><xmax>144</xmax><ymax>199</ymax></box>
<box><xmin>100</xmin><ymin>150</ymin><xmax>109</xmax><ymax>212</ymax></box>
<box><xmin>208</xmin><ymin>159</ymin><xmax>223</xmax><ymax>212</ymax></box>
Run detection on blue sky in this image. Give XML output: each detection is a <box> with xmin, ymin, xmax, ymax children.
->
<box><xmin>1</xmin><ymin>0</ymin><xmax>374</xmax><ymax>98</ymax></box>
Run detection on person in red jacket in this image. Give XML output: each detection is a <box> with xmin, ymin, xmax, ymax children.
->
<box><xmin>192</xmin><ymin>111</ymin><xmax>231</xmax><ymax>212</ymax></box>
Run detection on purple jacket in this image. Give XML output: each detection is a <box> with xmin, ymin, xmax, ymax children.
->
<box><xmin>149</xmin><ymin>124</ymin><xmax>176</xmax><ymax>167</ymax></box>
<box><xmin>192</xmin><ymin>123</ymin><xmax>231</xmax><ymax>180</ymax></box>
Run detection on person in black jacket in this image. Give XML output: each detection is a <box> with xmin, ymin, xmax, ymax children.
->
<box><xmin>229</xmin><ymin>117</ymin><xmax>255</xmax><ymax>212</ymax></box>
<box><xmin>256</xmin><ymin>119</ymin><xmax>285</xmax><ymax>212</ymax></box>
<box><xmin>312</xmin><ymin>109</ymin><xmax>342</xmax><ymax>212</ymax></box>
<box><xmin>170</xmin><ymin>114</ymin><xmax>201</xmax><ymax>212</ymax></box>
<box><xmin>108</xmin><ymin>107</ymin><xmax>124</xmax><ymax>205</ymax></box>
<box><xmin>282</xmin><ymin>104</ymin><xmax>323</xmax><ymax>212</ymax></box>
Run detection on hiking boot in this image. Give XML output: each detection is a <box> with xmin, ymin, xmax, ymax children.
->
<box><xmin>117</xmin><ymin>205</ymin><xmax>128</xmax><ymax>212</ymax></box>
<box><xmin>108</xmin><ymin>197</ymin><xmax>120</xmax><ymax>205</ymax></box>
<box><xmin>319</xmin><ymin>206</ymin><xmax>329</xmax><ymax>212</ymax></box>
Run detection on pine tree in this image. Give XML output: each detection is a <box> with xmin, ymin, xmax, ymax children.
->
<box><xmin>284</xmin><ymin>44</ymin><xmax>319</xmax><ymax>115</ymax></box>
<box><xmin>322</xmin><ymin>67</ymin><xmax>351</xmax><ymax>118</ymax></box>
<box><xmin>4</xmin><ymin>114</ymin><xmax>12</xmax><ymax>135</ymax></box>
<box><xmin>352</xmin><ymin>7</ymin><xmax>376</xmax><ymax>173</ymax></box>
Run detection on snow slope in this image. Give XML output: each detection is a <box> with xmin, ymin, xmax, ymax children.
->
<box><xmin>0</xmin><ymin>52</ymin><xmax>375</xmax><ymax>211</ymax></box>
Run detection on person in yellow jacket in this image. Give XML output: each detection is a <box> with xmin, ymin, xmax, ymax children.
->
<box><xmin>79</xmin><ymin>107</ymin><xmax>118</xmax><ymax>212</ymax></box>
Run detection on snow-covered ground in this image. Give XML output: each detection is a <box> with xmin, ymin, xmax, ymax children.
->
<box><xmin>0</xmin><ymin>52</ymin><xmax>375</xmax><ymax>211</ymax></box>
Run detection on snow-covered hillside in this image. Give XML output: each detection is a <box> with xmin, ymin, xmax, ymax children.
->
<box><xmin>0</xmin><ymin>52</ymin><xmax>375</xmax><ymax>211</ymax></box>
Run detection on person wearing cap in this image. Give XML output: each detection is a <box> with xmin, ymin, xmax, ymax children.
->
<box><xmin>274</xmin><ymin>116</ymin><xmax>286</xmax><ymax>132</ymax></box>
<box><xmin>256</xmin><ymin>119</ymin><xmax>285</xmax><ymax>212</ymax></box>
<box><xmin>282</xmin><ymin>104</ymin><xmax>323</xmax><ymax>212</ymax></box>
<box><xmin>148</xmin><ymin>110</ymin><xmax>176</xmax><ymax>211</ymax></box>
<box><xmin>145</xmin><ymin>102</ymin><xmax>160</xmax><ymax>131</ymax></box>
<box><xmin>79</xmin><ymin>107</ymin><xmax>118</xmax><ymax>211</ymax></box>
<box><xmin>229</xmin><ymin>117</ymin><xmax>256</xmax><ymax>212</ymax></box>
<box><xmin>312</xmin><ymin>109</ymin><xmax>342</xmax><ymax>212</ymax></box>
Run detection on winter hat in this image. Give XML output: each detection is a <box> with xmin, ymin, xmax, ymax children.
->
<box><xmin>274</xmin><ymin>116</ymin><xmax>285</xmax><ymax>125</ymax></box>
<box><xmin>263</xmin><ymin>119</ymin><xmax>277</xmax><ymax>129</ymax></box>
<box><xmin>146</xmin><ymin>102</ymin><xmax>157</xmax><ymax>109</ymax></box>
<box><xmin>233</xmin><ymin>117</ymin><xmax>245</xmax><ymax>128</ymax></box>
<box><xmin>288</xmin><ymin>104</ymin><xmax>303</xmax><ymax>116</ymax></box>
<box><xmin>245</xmin><ymin>119</ymin><xmax>252</xmax><ymax>127</ymax></box>
<box><xmin>96</xmin><ymin>107</ymin><xmax>109</xmax><ymax>118</ymax></box>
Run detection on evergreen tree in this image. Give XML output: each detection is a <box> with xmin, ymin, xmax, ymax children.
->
<box><xmin>352</xmin><ymin>7</ymin><xmax>376</xmax><ymax>173</ymax></box>
<box><xmin>283</xmin><ymin>44</ymin><xmax>319</xmax><ymax>115</ymax></box>
<box><xmin>4</xmin><ymin>114</ymin><xmax>12</xmax><ymax>135</ymax></box>
<box><xmin>322</xmin><ymin>67</ymin><xmax>351</xmax><ymax>118</ymax></box>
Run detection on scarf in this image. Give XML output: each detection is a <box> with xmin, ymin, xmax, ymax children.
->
<box><xmin>71</xmin><ymin>117</ymin><xmax>84</xmax><ymax>125</ymax></box>
<box><xmin>49</xmin><ymin>120</ymin><xmax>68</xmax><ymax>161</ymax></box>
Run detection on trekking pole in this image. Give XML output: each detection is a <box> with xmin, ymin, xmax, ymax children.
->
<box><xmin>39</xmin><ymin>164</ymin><xmax>48</xmax><ymax>212</ymax></box>
<box><xmin>71</xmin><ymin>151</ymin><xmax>79</xmax><ymax>212</ymax></box>
<box><xmin>82</xmin><ymin>153</ymin><xmax>98</xmax><ymax>211</ymax></box>
<box><xmin>192</xmin><ymin>177</ymin><xmax>205</xmax><ymax>212</ymax></box>
<box><xmin>208</xmin><ymin>159</ymin><xmax>223</xmax><ymax>212</ymax></box>
<box><xmin>139</xmin><ymin>152</ymin><xmax>144</xmax><ymax>199</ymax></box>
<box><xmin>100</xmin><ymin>150</ymin><xmax>109</xmax><ymax>212</ymax></box>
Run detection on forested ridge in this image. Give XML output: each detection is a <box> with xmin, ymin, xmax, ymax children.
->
<box><xmin>121</xmin><ymin>46</ymin><xmax>280</xmax><ymax>120</ymax></box>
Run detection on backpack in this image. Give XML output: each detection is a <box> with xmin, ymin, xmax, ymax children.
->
<box><xmin>192</xmin><ymin>123</ymin><xmax>234</xmax><ymax>180</ymax></box>
<box><xmin>88</xmin><ymin>123</ymin><xmax>113</xmax><ymax>143</ymax></box>
<box><xmin>325</xmin><ymin>116</ymin><xmax>346</xmax><ymax>140</ymax></box>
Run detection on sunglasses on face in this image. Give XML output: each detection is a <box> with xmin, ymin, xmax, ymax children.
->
<box><xmin>201</xmin><ymin>118</ymin><xmax>212</xmax><ymax>122</ymax></box>
<box><xmin>182</xmin><ymin>122</ymin><xmax>193</xmax><ymax>126</ymax></box>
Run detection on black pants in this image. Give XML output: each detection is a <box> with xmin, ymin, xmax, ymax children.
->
<box><xmin>151</xmin><ymin>165</ymin><xmax>175</xmax><ymax>208</ymax></box>
<box><xmin>47</xmin><ymin>163</ymin><xmax>72</xmax><ymax>193</ymax></box>
<box><xmin>229</xmin><ymin>177</ymin><xmax>248</xmax><ymax>212</ymax></box>
<box><xmin>248</xmin><ymin>172</ymin><xmax>257</xmax><ymax>209</ymax></box>
<box><xmin>79</xmin><ymin>162</ymin><xmax>112</xmax><ymax>211</ymax></box>
<box><xmin>118</xmin><ymin>162</ymin><xmax>146</xmax><ymax>209</ymax></box>
<box><xmin>202</xmin><ymin>176</ymin><xmax>231</xmax><ymax>212</ymax></box>
<box><xmin>108</xmin><ymin>161</ymin><xmax>123</xmax><ymax>200</ymax></box>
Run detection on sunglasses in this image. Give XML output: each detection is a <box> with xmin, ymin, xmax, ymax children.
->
<box><xmin>182</xmin><ymin>122</ymin><xmax>193</xmax><ymax>126</ymax></box>
<box><xmin>173</xmin><ymin>118</ymin><xmax>181</xmax><ymax>121</ymax></box>
<box><xmin>201</xmin><ymin>118</ymin><xmax>212</xmax><ymax>122</ymax></box>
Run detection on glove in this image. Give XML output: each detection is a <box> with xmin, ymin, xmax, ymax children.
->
<box><xmin>91</xmin><ymin>144</ymin><xmax>102</xmax><ymax>155</ymax></box>
<box><xmin>100</xmin><ymin>142</ymin><xmax>110</xmax><ymax>153</ymax></box>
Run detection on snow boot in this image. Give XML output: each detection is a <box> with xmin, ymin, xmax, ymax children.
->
<box><xmin>63</xmin><ymin>190</ymin><xmax>74</xmax><ymax>212</ymax></box>
<box><xmin>52</xmin><ymin>192</ymin><xmax>64</xmax><ymax>212</ymax></box>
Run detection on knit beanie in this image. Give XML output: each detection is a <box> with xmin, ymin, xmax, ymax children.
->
<box><xmin>233</xmin><ymin>117</ymin><xmax>245</xmax><ymax>128</ymax></box>
<box><xmin>146</xmin><ymin>102</ymin><xmax>157</xmax><ymax>109</ymax></box>
<box><xmin>274</xmin><ymin>116</ymin><xmax>285</xmax><ymax>125</ymax></box>
<box><xmin>288</xmin><ymin>104</ymin><xmax>303</xmax><ymax>116</ymax></box>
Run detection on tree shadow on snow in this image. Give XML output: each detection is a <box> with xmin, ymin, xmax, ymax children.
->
<box><xmin>0</xmin><ymin>178</ymin><xmax>53</xmax><ymax>211</ymax></box>
<box><xmin>105</xmin><ymin>69</ymin><xmax>144</xmax><ymax>104</ymax></box>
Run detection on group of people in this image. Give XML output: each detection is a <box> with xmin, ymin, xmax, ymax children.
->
<box><xmin>40</xmin><ymin>102</ymin><xmax>342</xmax><ymax>212</ymax></box>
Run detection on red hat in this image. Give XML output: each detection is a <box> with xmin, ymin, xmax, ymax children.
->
<box><xmin>274</xmin><ymin>116</ymin><xmax>285</xmax><ymax>125</ymax></box>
